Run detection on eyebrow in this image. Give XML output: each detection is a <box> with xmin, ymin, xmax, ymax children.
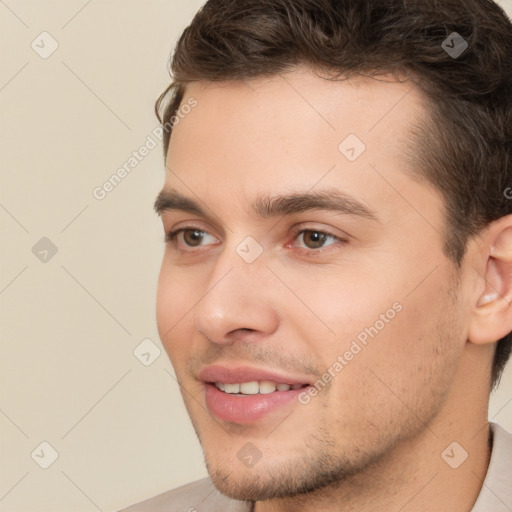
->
<box><xmin>154</xmin><ymin>188</ymin><xmax>378</xmax><ymax>222</ymax></box>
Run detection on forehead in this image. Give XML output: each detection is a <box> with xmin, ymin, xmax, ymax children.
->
<box><xmin>174</xmin><ymin>67</ymin><xmax>424</xmax><ymax>141</ymax></box>
<box><xmin>164</xmin><ymin>67</ymin><xmax>441</xmax><ymax>229</ymax></box>
<box><xmin>168</xmin><ymin>68</ymin><xmax>424</xmax><ymax>168</ymax></box>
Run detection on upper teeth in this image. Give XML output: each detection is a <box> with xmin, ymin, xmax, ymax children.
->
<box><xmin>215</xmin><ymin>381</ymin><xmax>304</xmax><ymax>394</ymax></box>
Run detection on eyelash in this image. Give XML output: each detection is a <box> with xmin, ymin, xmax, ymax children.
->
<box><xmin>164</xmin><ymin>226</ymin><xmax>346</xmax><ymax>253</ymax></box>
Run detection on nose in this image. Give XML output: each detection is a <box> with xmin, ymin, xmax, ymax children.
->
<box><xmin>192</xmin><ymin>252</ymin><xmax>279</xmax><ymax>345</ymax></box>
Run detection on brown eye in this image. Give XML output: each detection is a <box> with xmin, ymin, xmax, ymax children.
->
<box><xmin>296</xmin><ymin>230</ymin><xmax>339</xmax><ymax>250</ymax></box>
<box><xmin>182</xmin><ymin>229</ymin><xmax>206</xmax><ymax>246</ymax></box>
<box><xmin>304</xmin><ymin>231</ymin><xmax>327</xmax><ymax>249</ymax></box>
<box><xmin>165</xmin><ymin>227</ymin><xmax>219</xmax><ymax>249</ymax></box>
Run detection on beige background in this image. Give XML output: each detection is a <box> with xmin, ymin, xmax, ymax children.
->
<box><xmin>1</xmin><ymin>1</ymin><xmax>512</xmax><ymax>511</ymax></box>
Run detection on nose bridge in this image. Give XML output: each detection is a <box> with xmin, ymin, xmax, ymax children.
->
<box><xmin>209</xmin><ymin>231</ymin><xmax>269</xmax><ymax>293</ymax></box>
<box><xmin>192</xmin><ymin>236</ymin><xmax>277</xmax><ymax>343</ymax></box>
<box><xmin>212</xmin><ymin>232</ymin><xmax>264</xmax><ymax>280</ymax></box>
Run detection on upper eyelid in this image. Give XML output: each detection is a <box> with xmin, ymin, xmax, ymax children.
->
<box><xmin>163</xmin><ymin>218</ymin><xmax>348</xmax><ymax>235</ymax></box>
<box><xmin>165</xmin><ymin>226</ymin><xmax>219</xmax><ymax>241</ymax></box>
<box><xmin>160</xmin><ymin>213</ymin><xmax>225</xmax><ymax>238</ymax></box>
<box><xmin>166</xmin><ymin>225</ymin><xmax>340</xmax><ymax>237</ymax></box>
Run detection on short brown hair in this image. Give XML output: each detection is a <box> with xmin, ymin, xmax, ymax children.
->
<box><xmin>155</xmin><ymin>0</ymin><xmax>512</xmax><ymax>389</ymax></box>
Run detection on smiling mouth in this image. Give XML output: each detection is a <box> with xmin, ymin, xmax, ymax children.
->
<box><xmin>202</xmin><ymin>370</ymin><xmax>313</xmax><ymax>423</ymax></box>
<box><xmin>212</xmin><ymin>381</ymin><xmax>309</xmax><ymax>395</ymax></box>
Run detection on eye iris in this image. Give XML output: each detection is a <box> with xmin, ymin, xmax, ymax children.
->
<box><xmin>304</xmin><ymin>231</ymin><xmax>327</xmax><ymax>249</ymax></box>
<box><xmin>184</xmin><ymin>229</ymin><xmax>204</xmax><ymax>246</ymax></box>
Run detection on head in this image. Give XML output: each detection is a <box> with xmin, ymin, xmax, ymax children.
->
<box><xmin>154</xmin><ymin>0</ymin><xmax>512</xmax><ymax>502</ymax></box>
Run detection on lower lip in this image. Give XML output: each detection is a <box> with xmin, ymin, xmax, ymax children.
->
<box><xmin>204</xmin><ymin>383</ymin><xmax>308</xmax><ymax>424</ymax></box>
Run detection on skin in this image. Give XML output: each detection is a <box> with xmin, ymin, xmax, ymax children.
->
<box><xmin>155</xmin><ymin>66</ymin><xmax>512</xmax><ymax>511</ymax></box>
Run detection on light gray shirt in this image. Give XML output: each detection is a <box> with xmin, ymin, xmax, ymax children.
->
<box><xmin>119</xmin><ymin>422</ymin><xmax>512</xmax><ymax>512</ymax></box>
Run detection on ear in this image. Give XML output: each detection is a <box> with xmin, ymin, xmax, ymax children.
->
<box><xmin>468</xmin><ymin>216</ymin><xmax>512</xmax><ymax>345</ymax></box>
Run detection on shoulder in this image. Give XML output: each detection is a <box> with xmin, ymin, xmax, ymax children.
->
<box><xmin>471</xmin><ymin>422</ymin><xmax>512</xmax><ymax>512</ymax></box>
<box><xmin>118</xmin><ymin>477</ymin><xmax>253</xmax><ymax>512</ymax></box>
<box><xmin>488</xmin><ymin>422</ymin><xmax>512</xmax><ymax>478</ymax></box>
<box><xmin>491</xmin><ymin>422</ymin><xmax>512</xmax><ymax>449</ymax></box>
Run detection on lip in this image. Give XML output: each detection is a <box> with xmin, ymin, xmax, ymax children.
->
<box><xmin>204</xmin><ymin>383</ymin><xmax>309</xmax><ymax>424</ymax></box>
<box><xmin>199</xmin><ymin>364</ymin><xmax>313</xmax><ymax>424</ymax></box>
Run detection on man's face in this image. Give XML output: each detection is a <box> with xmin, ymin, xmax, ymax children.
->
<box><xmin>155</xmin><ymin>68</ymin><xmax>470</xmax><ymax>500</ymax></box>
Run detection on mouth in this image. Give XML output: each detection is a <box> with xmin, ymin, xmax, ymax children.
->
<box><xmin>213</xmin><ymin>381</ymin><xmax>307</xmax><ymax>395</ymax></box>
<box><xmin>199</xmin><ymin>365</ymin><xmax>313</xmax><ymax>424</ymax></box>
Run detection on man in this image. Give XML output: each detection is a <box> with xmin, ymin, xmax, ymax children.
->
<box><xmin>120</xmin><ymin>0</ymin><xmax>512</xmax><ymax>510</ymax></box>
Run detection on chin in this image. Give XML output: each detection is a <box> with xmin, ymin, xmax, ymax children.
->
<box><xmin>207</xmin><ymin>464</ymin><xmax>300</xmax><ymax>502</ymax></box>
<box><xmin>203</xmin><ymin>446</ymin><xmax>367</xmax><ymax>502</ymax></box>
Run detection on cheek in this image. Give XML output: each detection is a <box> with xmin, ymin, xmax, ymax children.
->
<box><xmin>338</xmin><ymin>276</ymin><xmax>461</xmax><ymax>421</ymax></box>
<box><xmin>288</xmin><ymin>259</ymin><xmax>460</xmax><ymax>392</ymax></box>
<box><xmin>155</xmin><ymin>259</ymin><xmax>200</xmax><ymax>363</ymax></box>
<box><xmin>280</xmin><ymin>264</ymin><xmax>405</xmax><ymax>355</ymax></box>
